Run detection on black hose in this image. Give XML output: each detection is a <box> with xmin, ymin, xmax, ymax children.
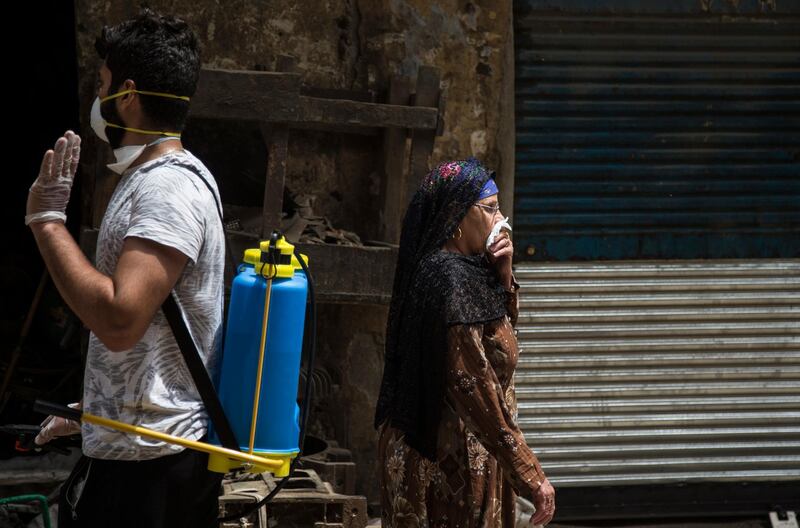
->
<box><xmin>217</xmin><ymin>246</ymin><xmax>316</xmax><ymax>523</ymax></box>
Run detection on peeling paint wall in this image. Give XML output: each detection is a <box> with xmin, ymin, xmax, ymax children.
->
<box><xmin>74</xmin><ymin>0</ymin><xmax>513</xmax><ymax>508</ymax></box>
<box><xmin>360</xmin><ymin>1</ymin><xmax>513</xmax><ymax>170</ymax></box>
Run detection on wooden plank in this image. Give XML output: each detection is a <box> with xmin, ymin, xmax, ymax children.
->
<box><xmin>258</xmin><ymin>58</ymin><xmax>295</xmax><ymax>239</ymax></box>
<box><xmin>290</xmin><ymin>121</ymin><xmax>381</xmax><ymax>136</ymax></box>
<box><xmin>436</xmin><ymin>88</ymin><xmax>447</xmax><ymax>137</ymax></box>
<box><xmin>407</xmin><ymin>66</ymin><xmax>441</xmax><ymax>203</ymax></box>
<box><xmin>296</xmin><ymin>96</ymin><xmax>438</xmax><ymax>130</ymax></box>
<box><xmin>191</xmin><ymin>68</ymin><xmax>439</xmax><ymax>131</ymax></box>
<box><xmin>190</xmin><ymin>68</ymin><xmax>301</xmax><ymax>122</ymax></box>
<box><xmin>260</xmin><ymin>124</ymin><xmax>289</xmax><ymax>239</ymax></box>
<box><xmin>295</xmin><ymin>243</ymin><xmax>398</xmax><ymax>305</ymax></box>
<box><xmin>380</xmin><ymin>77</ymin><xmax>412</xmax><ymax>244</ymax></box>
<box><xmin>301</xmin><ymin>86</ymin><xmax>377</xmax><ymax>102</ymax></box>
<box><xmin>226</xmin><ymin>230</ymin><xmax>398</xmax><ymax>305</ymax></box>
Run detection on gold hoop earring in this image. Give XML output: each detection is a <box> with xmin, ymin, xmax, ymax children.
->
<box><xmin>455</xmin><ymin>227</ymin><xmax>463</xmax><ymax>240</ymax></box>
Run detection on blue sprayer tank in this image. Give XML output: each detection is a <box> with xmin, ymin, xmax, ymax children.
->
<box><xmin>208</xmin><ymin>234</ymin><xmax>308</xmax><ymax>476</ymax></box>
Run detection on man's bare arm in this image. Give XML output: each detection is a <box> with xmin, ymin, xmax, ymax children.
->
<box><xmin>30</xmin><ymin>222</ymin><xmax>188</xmax><ymax>351</ymax></box>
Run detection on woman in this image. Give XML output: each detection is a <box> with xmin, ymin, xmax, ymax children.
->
<box><xmin>374</xmin><ymin>158</ymin><xmax>556</xmax><ymax>527</ymax></box>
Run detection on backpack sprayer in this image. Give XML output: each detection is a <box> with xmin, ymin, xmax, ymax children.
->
<box><xmin>33</xmin><ymin>229</ymin><xmax>317</xmax><ymax>519</ymax></box>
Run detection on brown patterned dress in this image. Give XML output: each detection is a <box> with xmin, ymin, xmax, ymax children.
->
<box><xmin>377</xmin><ymin>282</ymin><xmax>548</xmax><ymax>527</ymax></box>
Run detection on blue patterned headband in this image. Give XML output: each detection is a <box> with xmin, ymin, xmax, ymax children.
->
<box><xmin>478</xmin><ymin>177</ymin><xmax>498</xmax><ymax>199</ymax></box>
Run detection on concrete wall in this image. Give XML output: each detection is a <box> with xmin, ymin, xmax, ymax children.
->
<box><xmin>74</xmin><ymin>0</ymin><xmax>514</xmax><ymax>509</ymax></box>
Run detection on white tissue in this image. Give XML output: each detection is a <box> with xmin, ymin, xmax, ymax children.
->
<box><xmin>515</xmin><ymin>497</ymin><xmax>545</xmax><ymax>528</ymax></box>
<box><xmin>485</xmin><ymin>216</ymin><xmax>512</xmax><ymax>251</ymax></box>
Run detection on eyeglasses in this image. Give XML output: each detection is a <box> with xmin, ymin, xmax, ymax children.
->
<box><xmin>473</xmin><ymin>202</ymin><xmax>500</xmax><ymax>215</ymax></box>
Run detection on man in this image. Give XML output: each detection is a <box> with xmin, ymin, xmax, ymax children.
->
<box><xmin>27</xmin><ymin>9</ymin><xmax>225</xmax><ymax>527</ymax></box>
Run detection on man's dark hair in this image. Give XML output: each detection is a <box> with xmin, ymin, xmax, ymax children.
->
<box><xmin>95</xmin><ymin>8</ymin><xmax>200</xmax><ymax>132</ymax></box>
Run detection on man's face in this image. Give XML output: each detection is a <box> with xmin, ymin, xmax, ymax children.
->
<box><xmin>95</xmin><ymin>61</ymin><xmax>125</xmax><ymax>148</ymax></box>
<box><xmin>96</xmin><ymin>62</ymin><xmax>112</xmax><ymax>99</ymax></box>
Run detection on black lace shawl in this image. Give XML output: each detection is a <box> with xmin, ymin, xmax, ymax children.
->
<box><xmin>374</xmin><ymin>158</ymin><xmax>507</xmax><ymax>460</ymax></box>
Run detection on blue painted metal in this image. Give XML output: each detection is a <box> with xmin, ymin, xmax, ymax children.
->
<box><xmin>210</xmin><ymin>263</ymin><xmax>307</xmax><ymax>455</ymax></box>
<box><xmin>513</xmin><ymin>1</ymin><xmax>800</xmax><ymax>260</ymax></box>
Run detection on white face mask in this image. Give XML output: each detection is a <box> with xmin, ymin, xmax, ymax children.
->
<box><xmin>90</xmin><ymin>96</ymin><xmax>180</xmax><ymax>174</ymax></box>
<box><xmin>106</xmin><ymin>144</ymin><xmax>147</xmax><ymax>175</ymax></box>
<box><xmin>90</xmin><ymin>89</ymin><xmax>187</xmax><ymax>144</ymax></box>
<box><xmin>105</xmin><ymin>136</ymin><xmax>180</xmax><ymax>175</ymax></box>
<box><xmin>90</xmin><ymin>96</ymin><xmax>110</xmax><ymax>143</ymax></box>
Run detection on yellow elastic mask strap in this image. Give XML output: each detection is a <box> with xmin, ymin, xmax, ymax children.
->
<box><xmin>101</xmin><ymin>89</ymin><xmax>191</xmax><ymax>138</ymax></box>
<box><xmin>100</xmin><ymin>89</ymin><xmax>191</xmax><ymax>103</ymax></box>
<box><xmin>103</xmin><ymin>122</ymin><xmax>182</xmax><ymax>138</ymax></box>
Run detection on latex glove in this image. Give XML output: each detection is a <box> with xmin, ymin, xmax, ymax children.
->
<box><xmin>34</xmin><ymin>402</ymin><xmax>82</xmax><ymax>446</ymax></box>
<box><xmin>26</xmin><ymin>130</ymin><xmax>81</xmax><ymax>226</ymax></box>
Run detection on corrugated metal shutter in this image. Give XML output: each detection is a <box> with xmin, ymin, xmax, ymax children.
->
<box><xmin>513</xmin><ymin>4</ymin><xmax>800</xmax><ymax>260</ymax></box>
<box><xmin>514</xmin><ymin>259</ymin><xmax>800</xmax><ymax>487</ymax></box>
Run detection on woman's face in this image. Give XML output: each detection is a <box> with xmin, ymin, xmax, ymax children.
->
<box><xmin>454</xmin><ymin>194</ymin><xmax>503</xmax><ymax>255</ymax></box>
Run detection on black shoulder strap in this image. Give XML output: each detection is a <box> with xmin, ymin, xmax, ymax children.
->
<box><xmin>162</xmin><ymin>294</ymin><xmax>239</xmax><ymax>451</ymax></box>
<box><xmin>161</xmin><ymin>159</ymin><xmax>240</xmax><ymax>452</ymax></box>
<box><xmin>179</xmin><ymin>160</ymin><xmax>238</xmax><ymax>275</ymax></box>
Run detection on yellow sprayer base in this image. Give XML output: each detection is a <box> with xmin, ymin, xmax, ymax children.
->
<box><xmin>76</xmin><ymin>411</ymin><xmax>291</xmax><ymax>476</ymax></box>
<box><xmin>208</xmin><ymin>451</ymin><xmax>296</xmax><ymax>476</ymax></box>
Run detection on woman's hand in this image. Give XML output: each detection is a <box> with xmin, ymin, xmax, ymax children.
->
<box><xmin>531</xmin><ymin>478</ymin><xmax>556</xmax><ymax>525</ymax></box>
<box><xmin>486</xmin><ymin>231</ymin><xmax>513</xmax><ymax>291</ymax></box>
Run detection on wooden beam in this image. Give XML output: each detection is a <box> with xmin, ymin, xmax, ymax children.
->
<box><xmin>260</xmin><ymin>123</ymin><xmax>289</xmax><ymax>239</ymax></box>
<box><xmin>226</xmin><ymin>230</ymin><xmax>398</xmax><ymax>305</ymax></box>
<box><xmin>407</xmin><ymin>66</ymin><xmax>441</xmax><ymax>203</ymax></box>
<box><xmin>379</xmin><ymin>77</ymin><xmax>412</xmax><ymax>244</ymax></box>
<box><xmin>296</xmin><ymin>96</ymin><xmax>438</xmax><ymax>130</ymax></box>
<box><xmin>301</xmin><ymin>86</ymin><xmax>377</xmax><ymax>102</ymax></box>
<box><xmin>190</xmin><ymin>68</ymin><xmax>440</xmax><ymax>132</ymax></box>
<box><xmin>190</xmin><ymin>68</ymin><xmax>301</xmax><ymax>122</ymax></box>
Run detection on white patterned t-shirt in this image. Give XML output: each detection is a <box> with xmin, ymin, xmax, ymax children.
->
<box><xmin>82</xmin><ymin>149</ymin><xmax>225</xmax><ymax>460</ymax></box>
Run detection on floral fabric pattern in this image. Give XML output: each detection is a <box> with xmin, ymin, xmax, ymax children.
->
<box><xmin>378</xmin><ymin>287</ymin><xmax>548</xmax><ymax>527</ymax></box>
